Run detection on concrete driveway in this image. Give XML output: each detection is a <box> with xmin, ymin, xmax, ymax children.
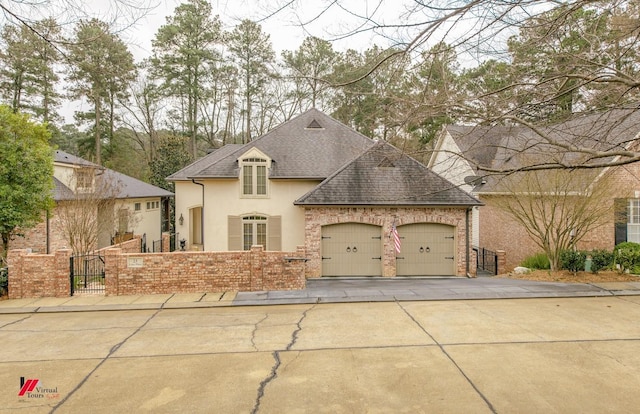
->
<box><xmin>2</xmin><ymin>297</ymin><xmax>640</xmax><ymax>413</ymax></box>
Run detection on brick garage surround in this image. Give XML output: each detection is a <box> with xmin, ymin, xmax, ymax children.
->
<box><xmin>303</xmin><ymin>206</ymin><xmax>475</xmax><ymax>278</ymax></box>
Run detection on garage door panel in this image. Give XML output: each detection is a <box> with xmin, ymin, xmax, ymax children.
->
<box><xmin>397</xmin><ymin>223</ymin><xmax>455</xmax><ymax>276</ymax></box>
<box><xmin>322</xmin><ymin>223</ymin><xmax>382</xmax><ymax>277</ymax></box>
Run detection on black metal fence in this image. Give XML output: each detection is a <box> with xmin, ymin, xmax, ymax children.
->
<box><xmin>476</xmin><ymin>247</ymin><xmax>498</xmax><ymax>275</ymax></box>
<box><xmin>70</xmin><ymin>254</ymin><xmax>105</xmax><ymax>296</ymax></box>
<box><xmin>152</xmin><ymin>233</ymin><xmax>180</xmax><ymax>252</ymax></box>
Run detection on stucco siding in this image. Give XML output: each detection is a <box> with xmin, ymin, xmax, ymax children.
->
<box><xmin>175</xmin><ymin>178</ymin><xmax>319</xmax><ymax>251</ymax></box>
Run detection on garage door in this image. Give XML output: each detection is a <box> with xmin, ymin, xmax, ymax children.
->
<box><xmin>396</xmin><ymin>223</ymin><xmax>456</xmax><ymax>276</ymax></box>
<box><xmin>322</xmin><ymin>223</ymin><xmax>382</xmax><ymax>277</ymax></box>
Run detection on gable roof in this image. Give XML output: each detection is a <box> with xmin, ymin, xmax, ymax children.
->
<box><xmin>53</xmin><ymin>150</ymin><xmax>173</xmax><ymax>200</ymax></box>
<box><xmin>441</xmin><ymin>108</ymin><xmax>640</xmax><ymax>192</ymax></box>
<box><xmin>295</xmin><ymin>141</ymin><xmax>482</xmax><ymax>206</ymax></box>
<box><xmin>168</xmin><ymin>108</ymin><xmax>375</xmax><ymax>180</ymax></box>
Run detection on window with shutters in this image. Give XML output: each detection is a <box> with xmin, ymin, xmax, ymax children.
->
<box><xmin>241</xmin><ymin>157</ymin><xmax>268</xmax><ymax>197</ymax></box>
<box><xmin>228</xmin><ymin>214</ymin><xmax>281</xmax><ymax>251</ymax></box>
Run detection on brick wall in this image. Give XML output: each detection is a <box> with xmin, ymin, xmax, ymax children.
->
<box><xmin>303</xmin><ymin>206</ymin><xmax>474</xmax><ymax>278</ymax></box>
<box><xmin>104</xmin><ymin>245</ymin><xmax>306</xmax><ymax>296</ymax></box>
<box><xmin>7</xmin><ymin>249</ymin><xmax>72</xmax><ymax>299</ymax></box>
<box><xmin>98</xmin><ymin>235</ymin><xmax>141</xmax><ymax>254</ymax></box>
<box><xmin>7</xmin><ymin>245</ymin><xmax>306</xmax><ymax>299</ymax></box>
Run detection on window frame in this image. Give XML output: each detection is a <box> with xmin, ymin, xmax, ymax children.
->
<box><xmin>240</xmin><ymin>157</ymin><xmax>268</xmax><ymax>198</ymax></box>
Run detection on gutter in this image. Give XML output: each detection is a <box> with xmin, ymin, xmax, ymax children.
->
<box><xmin>191</xmin><ymin>179</ymin><xmax>205</xmax><ymax>248</ymax></box>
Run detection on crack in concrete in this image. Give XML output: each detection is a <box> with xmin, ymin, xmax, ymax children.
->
<box><xmin>0</xmin><ymin>314</ymin><xmax>32</xmax><ymax>329</ymax></box>
<box><xmin>251</xmin><ymin>304</ymin><xmax>316</xmax><ymax>414</ymax></box>
<box><xmin>197</xmin><ymin>293</ymin><xmax>206</xmax><ymax>302</ymax></box>
<box><xmin>250</xmin><ymin>314</ymin><xmax>270</xmax><ymax>351</ymax></box>
<box><xmin>396</xmin><ymin>301</ymin><xmax>498</xmax><ymax>414</ymax></box>
<box><xmin>49</xmin><ymin>308</ymin><xmax>163</xmax><ymax>413</ymax></box>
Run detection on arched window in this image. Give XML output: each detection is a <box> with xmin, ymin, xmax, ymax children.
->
<box><xmin>241</xmin><ymin>157</ymin><xmax>268</xmax><ymax>196</ymax></box>
<box><xmin>243</xmin><ymin>215</ymin><xmax>267</xmax><ymax>250</ymax></box>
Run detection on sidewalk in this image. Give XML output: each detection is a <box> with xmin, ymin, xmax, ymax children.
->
<box><xmin>2</xmin><ymin>277</ymin><xmax>640</xmax><ymax>314</ymax></box>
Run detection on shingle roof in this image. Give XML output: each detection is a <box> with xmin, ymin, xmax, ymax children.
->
<box><xmin>53</xmin><ymin>150</ymin><xmax>173</xmax><ymax>200</ymax></box>
<box><xmin>53</xmin><ymin>177</ymin><xmax>75</xmax><ymax>201</ymax></box>
<box><xmin>443</xmin><ymin>108</ymin><xmax>640</xmax><ymax>192</ymax></box>
<box><xmin>173</xmin><ymin>108</ymin><xmax>375</xmax><ymax>180</ymax></box>
<box><xmin>167</xmin><ymin>145</ymin><xmax>243</xmax><ymax>181</ymax></box>
<box><xmin>295</xmin><ymin>141</ymin><xmax>482</xmax><ymax>206</ymax></box>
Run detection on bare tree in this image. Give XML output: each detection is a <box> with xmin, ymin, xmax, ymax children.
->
<box><xmin>55</xmin><ymin>168</ymin><xmax>137</xmax><ymax>255</ymax></box>
<box><xmin>490</xmin><ymin>165</ymin><xmax>624</xmax><ymax>271</ymax></box>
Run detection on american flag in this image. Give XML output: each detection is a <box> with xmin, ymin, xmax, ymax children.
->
<box><xmin>391</xmin><ymin>223</ymin><xmax>401</xmax><ymax>254</ymax></box>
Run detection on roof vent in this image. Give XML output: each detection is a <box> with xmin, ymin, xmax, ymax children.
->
<box><xmin>306</xmin><ymin>119</ymin><xmax>323</xmax><ymax>129</ymax></box>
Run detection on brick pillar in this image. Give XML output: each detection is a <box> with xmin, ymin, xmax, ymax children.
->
<box><xmin>104</xmin><ymin>248</ymin><xmax>122</xmax><ymax>296</ymax></box>
<box><xmin>162</xmin><ymin>233</ymin><xmax>170</xmax><ymax>252</ymax></box>
<box><xmin>468</xmin><ymin>248</ymin><xmax>477</xmax><ymax>278</ymax></box>
<box><xmin>54</xmin><ymin>249</ymin><xmax>72</xmax><ymax>297</ymax></box>
<box><xmin>7</xmin><ymin>249</ymin><xmax>27</xmax><ymax>299</ymax></box>
<box><xmin>496</xmin><ymin>250</ymin><xmax>506</xmax><ymax>275</ymax></box>
<box><xmin>250</xmin><ymin>245</ymin><xmax>264</xmax><ymax>291</ymax></box>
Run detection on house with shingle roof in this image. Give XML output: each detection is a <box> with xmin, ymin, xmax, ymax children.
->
<box><xmin>168</xmin><ymin>108</ymin><xmax>481</xmax><ymax>278</ymax></box>
<box><xmin>7</xmin><ymin>150</ymin><xmax>173</xmax><ymax>254</ymax></box>
<box><xmin>429</xmin><ymin>108</ymin><xmax>640</xmax><ymax>270</ymax></box>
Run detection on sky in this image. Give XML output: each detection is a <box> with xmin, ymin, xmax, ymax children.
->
<box><xmin>109</xmin><ymin>0</ymin><xmax>402</xmax><ymax>61</ymax></box>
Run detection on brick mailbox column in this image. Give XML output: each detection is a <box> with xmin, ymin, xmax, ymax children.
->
<box><xmin>104</xmin><ymin>248</ymin><xmax>122</xmax><ymax>296</ymax></box>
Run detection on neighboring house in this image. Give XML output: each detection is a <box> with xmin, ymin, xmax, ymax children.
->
<box><xmin>168</xmin><ymin>109</ymin><xmax>481</xmax><ymax>278</ymax></box>
<box><xmin>7</xmin><ymin>150</ymin><xmax>173</xmax><ymax>254</ymax></box>
<box><xmin>429</xmin><ymin>109</ymin><xmax>640</xmax><ymax>270</ymax></box>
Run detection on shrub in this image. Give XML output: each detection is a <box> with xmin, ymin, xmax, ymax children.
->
<box><xmin>588</xmin><ymin>249</ymin><xmax>613</xmax><ymax>274</ymax></box>
<box><xmin>614</xmin><ymin>242</ymin><xmax>640</xmax><ymax>274</ymax></box>
<box><xmin>521</xmin><ymin>253</ymin><xmax>550</xmax><ymax>270</ymax></box>
<box><xmin>559</xmin><ymin>250</ymin><xmax>586</xmax><ymax>273</ymax></box>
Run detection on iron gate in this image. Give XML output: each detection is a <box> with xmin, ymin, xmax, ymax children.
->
<box><xmin>70</xmin><ymin>254</ymin><xmax>105</xmax><ymax>296</ymax></box>
<box><xmin>476</xmin><ymin>247</ymin><xmax>498</xmax><ymax>275</ymax></box>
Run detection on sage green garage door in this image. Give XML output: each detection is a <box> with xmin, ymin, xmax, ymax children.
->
<box><xmin>321</xmin><ymin>223</ymin><xmax>382</xmax><ymax>277</ymax></box>
<box><xmin>396</xmin><ymin>223</ymin><xmax>456</xmax><ymax>276</ymax></box>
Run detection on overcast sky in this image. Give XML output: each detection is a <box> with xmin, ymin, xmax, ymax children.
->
<box><xmin>120</xmin><ymin>0</ymin><xmax>402</xmax><ymax>61</ymax></box>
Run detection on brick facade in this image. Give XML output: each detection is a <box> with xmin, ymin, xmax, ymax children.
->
<box><xmin>303</xmin><ymin>206</ymin><xmax>474</xmax><ymax>278</ymax></box>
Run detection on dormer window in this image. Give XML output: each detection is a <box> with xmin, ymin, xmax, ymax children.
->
<box><xmin>241</xmin><ymin>157</ymin><xmax>268</xmax><ymax>196</ymax></box>
<box><xmin>75</xmin><ymin>168</ymin><xmax>94</xmax><ymax>192</ymax></box>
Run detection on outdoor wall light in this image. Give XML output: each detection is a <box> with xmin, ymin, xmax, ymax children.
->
<box><xmin>179</xmin><ymin>213</ymin><xmax>184</xmax><ymax>226</ymax></box>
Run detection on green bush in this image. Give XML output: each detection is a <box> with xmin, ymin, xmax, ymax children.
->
<box><xmin>559</xmin><ymin>250</ymin><xmax>586</xmax><ymax>273</ymax></box>
<box><xmin>588</xmin><ymin>249</ymin><xmax>613</xmax><ymax>274</ymax></box>
<box><xmin>521</xmin><ymin>253</ymin><xmax>550</xmax><ymax>270</ymax></box>
<box><xmin>614</xmin><ymin>242</ymin><xmax>640</xmax><ymax>274</ymax></box>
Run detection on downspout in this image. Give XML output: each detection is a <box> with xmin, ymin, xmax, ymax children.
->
<box><xmin>46</xmin><ymin>209</ymin><xmax>50</xmax><ymax>254</ymax></box>
<box><xmin>466</xmin><ymin>207</ymin><xmax>471</xmax><ymax>277</ymax></box>
<box><xmin>192</xmin><ymin>179</ymin><xmax>205</xmax><ymax>249</ymax></box>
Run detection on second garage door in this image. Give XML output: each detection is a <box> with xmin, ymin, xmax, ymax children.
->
<box><xmin>396</xmin><ymin>223</ymin><xmax>456</xmax><ymax>276</ymax></box>
<box><xmin>321</xmin><ymin>223</ymin><xmax>382</xmax><ymax>277</ymax></box>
